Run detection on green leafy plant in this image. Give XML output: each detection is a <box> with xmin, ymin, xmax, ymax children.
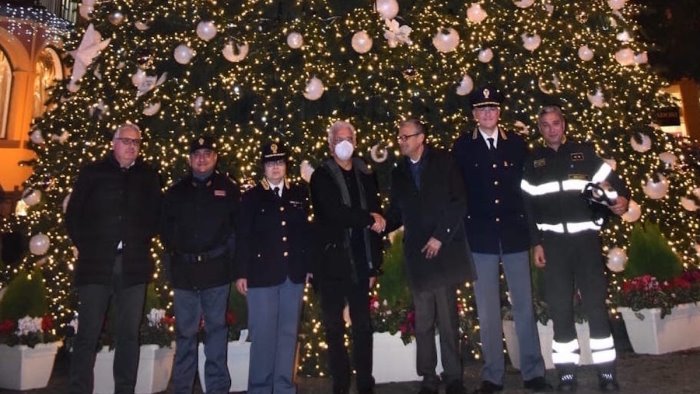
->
<box><xmin>0</xmin><ymin>269</ymin><xmax>56</xmax><ymax>347</ymax></box>
<box><xmin>226</xmin><ymin>287</ymin><xmax>248</xmax><ymax>341</ymax></box>
<box><xmin>625</xmin><ymin>222</ymin><xmax>683</xmax><ymax>281</ymax></box>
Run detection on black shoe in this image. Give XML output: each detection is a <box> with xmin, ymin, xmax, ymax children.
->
<box><xmin>473</xmin><ymin>380</ymin><xmax>504</xmax><ymax>393</ymax></box>
<box><xmin>418</xmin><ymin>387</ymin><xmax>438</xmax><ymax>394</ymax></box>
<box><xmin>556</xmin><ymin>374</ymin><xmax>577</xmax><ymax>392</ymax></box>
<box><xmin>446</xmin><ymin>380</ymin><xmax>466</xmax><ymax>394</ymax></box>
<box><xmin>598</xmin><ymin>373</ymin><xmax>620</xmax><ymax>392</ymax></box>
<box><xmin>524</xmin><ymin>376</ymin><xmax>553</xmax><ymax>392</ymax></box>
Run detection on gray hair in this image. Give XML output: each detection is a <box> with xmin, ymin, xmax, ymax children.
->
<box><xmin>327</xmin><ymin>120</ymin><xmax>356</xmax><ymax>144</ymax></box>
<box><xmin>113</xmin><ymin>123</ymin><xmax>142</xmax><ymax>140</ymax></box>
<box><xmin>399</xmin><ymin>118</ymin><xmax>426</xmax><ymax>135</ymax></box>
<box><xmin>537</xmin><ymin>105</ymin><xmax>565</xmax><ymax>124</ymax></box>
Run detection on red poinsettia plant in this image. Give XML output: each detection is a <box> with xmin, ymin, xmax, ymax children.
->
<box><xmin>0</xmin><ymin>314</ymin><xmax>57</xmax><ymax>348</ymax></box>
<box><xmin>140</xmin><ymin>308</ymin><xmax>176</xmax><ymax>348</ymax></box>
<box><xmin>618</xmin><ymin>269</ymin><xmax>700</xmax><ymax>318</ymax></box>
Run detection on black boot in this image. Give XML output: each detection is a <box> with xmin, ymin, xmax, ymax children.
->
<box><xmin>597</xmin><ymin>363</ymin><xmax>620</xmax><ymax>392</ymax></box>
<box><xmin>555</xmin><ymin>363</ymin><xmax>577</xmax><ymax>392</ymax></box>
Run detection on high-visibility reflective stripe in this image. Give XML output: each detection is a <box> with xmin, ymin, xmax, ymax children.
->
<box><xmin>590</xmin><ymin>336</ymin><xmax>615</xmax><ymax>350</ymax></box>
<box><xmin>536</xmin><ymin>221</ymin><xmax>600</xmax><ymax>234</ymax></box>
<box><xmin>591</xmin><ymin>348</ymin><xmax>617</xmax><ymax>364</ymax></box>
<box><xmin>591</xmin><ymin>163</ymin><xmax>612</xmax><ymax>183</ymax></box>
<box><xmin>521</xmin><ymin>180</ymin><xmax>561</xmax><ymax>196</ymax></box>
<box><xmin>562</xmin><ymin>179</ymin><xmax>590</xmax><ymax>192</ymax></box>
<box><xmin>553</xmin><ymin>352</ymin><xmax>581</xmax><ymax>365</ymax></box>
<box><xmin>552</xmin><ymin>339</ymin><xmax>579</xmax><ymax>353</ymax></box>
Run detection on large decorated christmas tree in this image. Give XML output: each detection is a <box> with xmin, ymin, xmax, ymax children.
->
<box><xmin>2</xmin><ymin>0</ymin><xmax>699</xmax><ymax>374</ymax></box>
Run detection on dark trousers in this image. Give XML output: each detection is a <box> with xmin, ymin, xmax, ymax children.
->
<box><xmin>319</xmin><ymin>278</ymin><xmax>374</xmax><ymax>393</ymax></box>
<box><xmin>413</xmin><ymin>284</ymin><xmax>462</xmax><ymax>389</ymax></box>
<box><xmin>542</xmin><ymin>233</ymin><xmax>611</xmax><ymax>342</ymax></box>
<box><xmin>69</xmin><ymin>256</ymin><xmax>146</xmax><ymax>394</ymax></box>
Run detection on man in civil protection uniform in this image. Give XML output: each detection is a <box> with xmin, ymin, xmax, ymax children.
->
<box><xmin>521</xmin><ymin>106</ymin><xmax>629</xmax><ymax>392</ymax></box>
<box><xmin>452</xmin><ymin>87</ymin><xmax>550</xmax><ymax>393</ymax></box>
<box><xmin>161</xmin><ymin>134</ymin><xmax>240</xmax><ymax>393</ymax></box>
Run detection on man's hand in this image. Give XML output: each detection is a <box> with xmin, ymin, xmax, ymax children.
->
<box><xmin>235</xmin><ymin>278</ymin><xmax>248</xmax><ymax>295</ymax></box>
<box><xmin>610</xmin><ymin>196</ymin><xmax>629</xmax><ymax>216</ymax></box>
<box><xmin>370</xmin><ymin>212</ymin><xmax>386</xmax><ymax>233</ymax></box>
<box><xmin>421</xmin><ymin>237</ymin><xmax>442</xmax><ymax>259</ymax></box>
<box><xmin>533</xmin><ymin>245</ymin><xmax>546</xmax><ymax>268</ymax></box>
<box><xmin>369</xmin><ymin>276</ymin><xmax>377</xmax><ymax>289</ymax></box>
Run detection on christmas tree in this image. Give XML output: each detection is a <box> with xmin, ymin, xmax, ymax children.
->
<box><xmin>3</xmin><ymin>0</ymin><xmax>699</xmax><ymax>374</ymax></box>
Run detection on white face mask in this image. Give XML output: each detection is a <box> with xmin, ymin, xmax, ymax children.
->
<box><xmin>334</xmin><ymin>140</ymin><xmax>354</xmax><ymax>161</ymax></box>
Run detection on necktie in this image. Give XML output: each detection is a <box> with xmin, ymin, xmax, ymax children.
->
<box><xmin>487</xmin><ymin>137</ymin><xmax>495</xmax><ymax>151</ymax></box>
<box><xmin>273</xmin><ymin>187</ymin><xmax>280</xmax><ymax>197</ymax></box>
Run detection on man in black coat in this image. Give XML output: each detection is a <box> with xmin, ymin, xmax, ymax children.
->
<box><xmin>384</xmin><ymin>119</ymin><xmax>475</xmax><ymax>394</ymax></box>
<box><xmin>65</xmin><ymin>123</ymin><xmax>161</xmax><ymax>394</ymax></box>
<box><xmin>235</xmin><ymin>141</ymin><xmax>312</xmax><ymax>394</ymax></box>
<box><xmin>161</xmin><ymin>134</ymin><xmax>240</xmax><ymax>393</ymax></box>
<box><xmin>309</xmin><ymin>120</ymin><xmax>384</xmax><ymax>394</ymax></box>
<box><xmin>452</xmin><ymin>87</ymin><xmax>550</xmax><ymax>394</ymax></box>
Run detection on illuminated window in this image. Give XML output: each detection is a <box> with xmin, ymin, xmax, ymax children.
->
<box><xmin>0</xmin><ymin>48</ymin><xmax>11</xmax><ymax>139</ymax></box>
<box><xmin>33</xmin><ymin>47</ymin><xmax>62</xmax><ymax>119</ymax></box>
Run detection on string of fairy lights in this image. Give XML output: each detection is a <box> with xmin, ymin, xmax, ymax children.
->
<box><xmin>2</xmin><ymin>0</ymin><xmax>699</xmax><ymax>374</ymax></box>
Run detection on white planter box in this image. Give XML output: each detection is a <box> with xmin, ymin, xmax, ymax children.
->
<box><xmin>619</xmin><ymin>302</ymin><xmax>700</xmax><ymax>355</ymax></box>
<box><xmin>372</xmin><ymin>332</ymin><xmax>443</xmax><ymax>384</ymax></box>
<box><xmin>0</xmin><ymin>342</ymin><xmax>60</xmax><ymax>390</ymax></box>
<box><xmin>93</xmin><ymin>343</ymin><xmax>176</xmax><ymax>394</ymax></box>
<box><xmin>197</xmin><ymin>330</ymin><xmax>250</xmax><ymax>392</ymax></box>
<box><xmin>503</xmin><ymin>320</ymin><xmax>592</xmax><ymax>370</ymax></box>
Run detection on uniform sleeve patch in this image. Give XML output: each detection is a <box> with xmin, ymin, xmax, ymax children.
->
<box><xmin>571</xmin><ymin>152</ymin><xmax>585</xmax><ymax>161</ymax></box>
<box><xmin>214</xmin><ymin>190</ymin><xmax>227</xmax><ymax>197</ymax></box>
<box><xmin>534</xmin><ymin>158</ymin><xmax>546</xmax><ymax>168</ymax></box>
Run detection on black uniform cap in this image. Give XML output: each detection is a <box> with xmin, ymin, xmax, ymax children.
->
<box><xmin>189</xmin><ymin>134</ymin><xmax>217</xmax><ymax>153</ymax></box>
<box><xmin>261</xmin><ymin>142</ymin><xmax>288</xmax><ymax>163</ymax></box>
<box><xmin>470</xmin><ymin>86</ymin><xmax>503</xmax><ymax>109</ymax></box>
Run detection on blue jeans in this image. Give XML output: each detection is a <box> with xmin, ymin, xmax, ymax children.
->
<box><xmin>247</xmin><ymin>278</ymin><xmax>304</xmax><ymax>394</ymax></box>
<box><xmin>472</xmin><ymin>251</ymin><xmax>545</xmax><ymax>384</ymax></box>
<box><xmin>172</xmin><ymin>284</ymin><xmax>231</xmax><ymax>394</ymax></box>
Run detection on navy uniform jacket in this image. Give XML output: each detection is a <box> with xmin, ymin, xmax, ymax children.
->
<box><xmin>452</xmin><ymin>128</ymin><xmax>530</xmax><ymax>254</ymax></box>
<box><xmin>161</xmin><ymin>171</ymin><xmax>240</xmax><ymax>290</ymax></box>
<box><xmin>236</xmin><ymin>179</ymin><xmax>312</xmax><ymax>287</ymax></box>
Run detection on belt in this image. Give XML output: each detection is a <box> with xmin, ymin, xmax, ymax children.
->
<box><xmin>175</xmin><ymin>244</ymin><xmax>229</xmax><ymax>264</ymax></box>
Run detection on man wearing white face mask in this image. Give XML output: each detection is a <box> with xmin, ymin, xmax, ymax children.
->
<box><xmin>309</xmin><ymin>120</ymin><xmax>385</xmax><ymax>394</ymax></box>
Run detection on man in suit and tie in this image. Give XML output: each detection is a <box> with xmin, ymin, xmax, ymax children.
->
<box><xmin>384</xmin><ymin>119</ymin><xmax>475</xmax><ymax>394</ymax></box>
<box><xmin>452</xmin><ymin>87</ymin><xmax>550</xmax><ymax>393</ymax></box>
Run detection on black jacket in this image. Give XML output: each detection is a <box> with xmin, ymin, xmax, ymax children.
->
<box><xmin>161</xmin><ymin>171</ymin><xmax>240</xmax><ymax>290</ymax></box>
<box><xmin>385</xmin><ymin>146</ymin><xmax>476</xmax><ymax>292</ymax></box>
<box><xmin>65</xmin><ymin>154</ymin><xmax>161</xmax><ymax>287</ymax></box>
<box><xmin>309</xmin><ymin>158</ymin><xmax>383</xmax><ymax>282</ymax></box>
<box><xmin>452</xmin><ymin>128</ymin><xmax>531</xmax><ymax>253</ymax></box>
<box><xmin>236</xmin><ymin>179</ymin><xmax>312</xmax><ymax>287</ymax></box>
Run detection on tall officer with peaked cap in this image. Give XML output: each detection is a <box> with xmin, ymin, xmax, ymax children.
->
<box><xmin>521</xmin><ymin>106</ymin><xmax>629</xmax><ymax>392</ymax></box>
<box><xmin>236</xmin><ymin>142</ymin><xmax>313</xmax><ymax>394</ymax></box>
<box><xmin>452</xmin><ymin>87</ymin><xmax>550</xmax><ymax>393</ymax></box>
<box><xmin>161</xmin><ymin>134</ymin><xmax>240</xmax><ymax>393</ymax></box>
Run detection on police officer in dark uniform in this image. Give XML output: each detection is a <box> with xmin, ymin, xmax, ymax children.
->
<box><xmin>235</xmin><ymin>142</ymin><xmax>312</xmax><ymax>394</ymax></box>
<box><xmin>521</xmin><ymin>106</ymin><xmax>629</xmax><ymax>392</ymax></box>
<box><xmin>161</xmin><ymin>134</ymin><xmax>240</xmax><ymax>394</ymax></box>
<box><xmin>452</xmin><ymin>87</ymin><xmax>550</xmax><ymax>394</ymax></box>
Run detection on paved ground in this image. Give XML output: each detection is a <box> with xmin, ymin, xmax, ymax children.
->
<box><xmin>5</xmin><ymin>346</ymin><xmax>700</xmax><ymax>393</ymax></box>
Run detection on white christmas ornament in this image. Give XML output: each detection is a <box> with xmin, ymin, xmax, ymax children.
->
<box><xmin>196</xmin><ymin>21</ymin><xmax>218</xmax><ymax>42</ymax></box>
<box><xmin>143</xmin><ymin>102</ymin><xmax>161</xmax><ymax>116</ymax></box>
<box><xmin>635</xmin><ymin>51</ymin><xmax>648</xmax><ymax>65</ymax></box>
<box><xmin>30</xmin><ymin>129</ymin><xmax>45</xmax><ymax>145</ymax></box>
<box><xmin>29</xmin><ymin>233</ymin><xmax>50</xmax><ymax>256</ymax></box>
<box><xmin>370</xmin><ymin>144</ymin><xmax>389</xmax><ymax>163</ymax></box>
<box><xmin>383</xmin><ymin>19</ymin><xmax>413</xmax><ymax>48</ymax></box>
<box><xmin>303</xmin><ymin>76</ymin><xmax>325</xmax><ymax>101</ymax></box>
<box><xmin>478</xmin><ymin>48</ymin><xmax>494</xmax><ymax>63</ymax></box>
<box><xmin>578</xmin><ymin>45</ymin><xmax>594</xmax><ymax>61</ymax></box>
<box><xmin>375</xmin><ymin>0</ymin><xmax>399</xmax><ymax>20</ymax></box>
<box><xmin>587</xmin><ymin>89</ymin><xmax>605</xmax><ymax>108</ymax></box>
<box><xmin>300</xmin><ymin>160</ymin><xmax>315</xmax><ymax>183</ymax></box>
<box><xmin>22</xmin><ymin>189</ymin><xmax>42</xmax><ymax>207</ymax></box>
<box><xmin>466</xmin><ymin>3</ymin><xmax>488</xmax><ymax>24</ymax></box>
<box><xmin>68</xmin><ymin>24</ymin><xmax>111</xmax><ymax>88</ymax></box>
<box><xmin>616</xmin><ymin>30</ymin><xmax>631</xmax><ymax>42</ymax></box>
<box><xmin>513</xmin><ymin>0</ymin><xmax>535</xmax><ymax>8</ymax></box>
<box><xmin>607</xmin><ymin>0</ymin><xmax>627</xmax><ymax>11</ymax></box>
<box><xmin>52</xmin><ymin>131</ymin><xmax>70</xmax><ymax>144</ymax></box>
<box><xmin>131</xmin><ymin>69</ymin><xmax>147</xmax><ymax>87</ymax></box>
<box><xmin>432</xmin><ymin>28</ymin><xmax>460</xmax><ymax>53</ymax></box>
<box><xmin>642</xmin><ymin>175</ymin><xmax>669</xmax><ymax>200</ymax></box>
<box><xmin>681</xmin><ymin>197</ymin><xmax>699</xmax><ymax>212</ymax></box>
<box><xmin>622</xmin><ymin>200</ymin><xmax>641</xmax><ymax>222</ymax></box>
<box><xmin>174</xmin><ymin>44</ymin><xmax>195</xmax><ymax>64</ymax></box>
<box><xmin>135</xmin><ymin>21</ymin><xmax>150</xmax><ymax>31</ymax></box>
<box><xmin>108</xmin><ymin>11</ymin><xmax>124</xmax><ymax>26</ymax></box>
<box><xmin>222</xmin><ymin>42</ymin><xmax>249</xmax><ymax>62</ymax></box>
<box><xmin>351</xmin><ymin>31</ymin><xmax>373</xmax><ymax>54</ymax></box>
<box><xmin>606</xmin><ymin>247</ymin><xmax>627</xmax><ymax>272</ymax></box>
<box><xmin>658</xmin><ymin>151</ymin><xmax>678</xmax><ymax>167</ymax></box>
<box><xmin>456</xmin><ymin>74</ymin><xmax>474</xmax><ymax>96</ymax></box>
<box><xmin>630</xmin><ymin>133</ymin><xmax>652</xmax><ymax>153</ymax></box>
<box><xmin>614</xmin><ymin>47</ymin><xmax>635</xmax><ymax>66</ymax></box>
<box><xmin>521</xmin><ymin>33</ymin><xmax>541</xmax><ymax>52</ymax></box>
<box><xmin>538</xmin><ymin>74</ymin><xmax>561</xmax><ymax>95</ymax></box>
<box><xmin>287</xmin><ymin>32</ymin><xmax>304</xmax><ymax>49</ymax></box>
<box><xmin>514</xmin><ymin>121</ymin><xmax>530</xmax><ymax>135</ymax></box>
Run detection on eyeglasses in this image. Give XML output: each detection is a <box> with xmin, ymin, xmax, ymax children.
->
<box><xmin>115</xmin><ymin>137</ymin><xmax>142</xmax><ymax>147</ymax></box>
<box><xmin>396</xmin><ymin>132</ymin><xmax>422</xmax><ymax>143</ymax></box>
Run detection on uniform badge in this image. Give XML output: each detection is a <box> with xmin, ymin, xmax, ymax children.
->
<box><xmin>571</xmin><ymin>152</ymin><xmax>585</xmax><ymax>161</ymax></box>
<box><xmin>534</xmin><ymin>158</ymin><xmax>546</xmax><ymax>168</ymax></box>
<box><xmin>271</xmin><ymin>143</ymin><xmax>278</xmax><ymax>154</ymax></box>
<box><xmin>198</xmin><ymin>137</ymin><xmax>204</xmax><ymax>146</ymax></box>
<box><xmin>483</xmin><ymin>88</ymin><xmax>490</xmax><ymax>98</ymax></box>
<box><xmin>214</xmin><ymin>189</ymin><xmax>226</xmax><ymax>196</ymax></box>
